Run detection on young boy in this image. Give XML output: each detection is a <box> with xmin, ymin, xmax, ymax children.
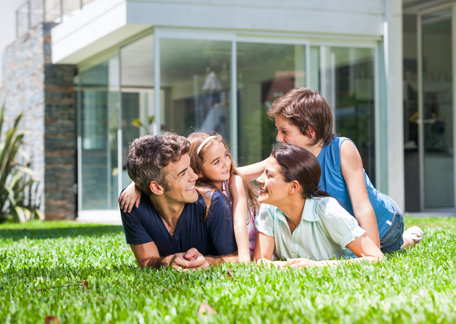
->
<box><xmin>239</xmin><ymin>87</ymin><xmax>423</xmax><ymax>253</ymax></box>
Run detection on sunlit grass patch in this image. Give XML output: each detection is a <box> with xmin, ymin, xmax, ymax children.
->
<box><xmin>1</xmin><ymin>218</ymin><xmax>455</xmax><ymax>323</ymax></box>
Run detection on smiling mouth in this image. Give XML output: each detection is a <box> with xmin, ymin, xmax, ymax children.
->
<box><xmin>185</xmin><ymin>185</ymin><xmax>195</xmax><ymax>192</ymax></box>
<box><xmin>259</xmin><ymin>186</ymin><xmax>267</xmax><ymax>194</ymax></box>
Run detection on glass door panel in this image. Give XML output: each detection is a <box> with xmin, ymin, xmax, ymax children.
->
<box><xmin>160</xmin><ymin>39</ymin><xmax>231</xmax><ymax>140</ymax></box>
<box><xmin>79</xmin><ymin>56</ymin><xmax>120</xmax><ymax>210</ymax></box>
<box><xmin>421</xmin><ymin>9</ymin><xmax>454</xmax><ymax>209</ymax></box>
<box><xmin>322</xmin><ymin>47</ymin><xmax>376</xmax><ymax>183</ymax></box>
<box><xmin>236</xmin><ymin>43</ymin><xmax>306</xmax><ymax>165</ymax></box>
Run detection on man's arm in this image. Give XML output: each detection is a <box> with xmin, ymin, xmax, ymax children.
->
<box><xmin>130</xmin><ymin>242</ymin><xmax>207</xmax><ymax>270</ymax></box>
<box><xmin>205</xmin><ymin>253</ymin><xmax>238</xmax><ymax>267</ymax></box>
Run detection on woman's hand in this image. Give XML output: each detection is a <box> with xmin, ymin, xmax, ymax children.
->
<box><xmin>286</xmin><ymin>258</ymin><xmax>318</xmax><ymax>268</ymax></box>
<box><xmin>118</xmin><ymin>182</ymin><xmax>141</xmax><ymax>212</ymax></box>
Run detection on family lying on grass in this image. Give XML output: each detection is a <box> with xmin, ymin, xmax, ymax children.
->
<box><xmin>118</xmin><ymin>87</ymin><xmax>424</xmax><ymax>270</ymax></box>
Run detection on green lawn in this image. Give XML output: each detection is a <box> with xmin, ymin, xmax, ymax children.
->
<box><xmin>1</xmin><ymin>218</ymin><xmax>455</xmax><ymax>323</ymax></box>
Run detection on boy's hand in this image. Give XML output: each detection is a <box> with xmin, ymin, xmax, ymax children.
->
<box><xmin>119</xmin><ymin>182</ymin><xmax>141</xmax><ymax>212</ymax></box>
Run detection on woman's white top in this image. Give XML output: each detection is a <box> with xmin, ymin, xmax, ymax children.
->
<box><xmin>255</xmin><ymin>197</ymin><xmax>366</xmax><ymax>261</ymax></box>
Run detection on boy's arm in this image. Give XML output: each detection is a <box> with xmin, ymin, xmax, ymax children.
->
<box><xmin>119</xmin><ymin>182</ymin><xmax>142</xmax><ymax>213</ymax></box>
<box><xmin>340</xmin><ymin>140</ymin><xmax>381</xmax><ymax>248</ymax></box>
<box><xmin>237</xmin><ymin>159</ymin><xmax>267</xmax><ymax>182</ymax></box>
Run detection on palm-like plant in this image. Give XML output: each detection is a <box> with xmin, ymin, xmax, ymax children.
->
<box><xmin>0</xmin><ymin>107</ymin><xmax>43</xmax><ymax>223</ymax></box>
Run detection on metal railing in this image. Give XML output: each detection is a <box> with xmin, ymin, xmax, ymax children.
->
<box><xmin>16</xmin><ymin>0</ymin><xmax>97</xmax><ymax>38</ymax></box>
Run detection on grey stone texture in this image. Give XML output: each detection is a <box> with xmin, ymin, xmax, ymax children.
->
<box><xmin>2</xmin><ymin>23</ymin><xmax>77</xmax><ymax>220</ymax></box>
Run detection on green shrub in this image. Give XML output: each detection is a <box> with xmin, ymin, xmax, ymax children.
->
<box><xmin>0</xmin><ymin>107</ymin><xmax>43</xmax><ymax>223</ymax></box>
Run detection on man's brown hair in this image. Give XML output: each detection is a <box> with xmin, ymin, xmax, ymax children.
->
<box><xmin>126</xmin><ymin>133</ymin><xmax>190</xmax><ymax>195</ymax></box>
<box><xmin>267</xmin><ymin>87</ymin><xmax>334</xmax><ymax>145</ymax></box>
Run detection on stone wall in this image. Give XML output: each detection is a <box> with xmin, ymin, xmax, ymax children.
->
<box><xmin>2</xmin><ymin>23</ymin><xmax>77</xmax><ymax>220</ymax></box>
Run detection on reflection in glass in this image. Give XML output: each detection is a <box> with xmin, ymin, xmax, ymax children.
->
<box><xmin>327</xmin><ymin>47</ymin><xmax>376</xmax><ymax>183</ymax></box>
<box><xmin>120</xmin><ymin>34</ymin><xmax>155</xmax><ymax>189</ymax></box>
<box><xmin>236</xmin><ymin>43</ymin><xmax>306</xmax><ymax>166</ymax></box>
<box><xmin>422</xmin><ymin>9</ymin><xmax>454</xmax><ymax>208</ymax></box>
<box><xmin>160</xmin><ymin>39</ymin><xmax>231</xmax><ymax>141</ymax></box>
<box><xmin>79</xmin><ymin>56</ymin><xmax>119</xmax><ymax>210</ymax></box>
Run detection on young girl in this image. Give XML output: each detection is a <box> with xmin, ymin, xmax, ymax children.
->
<box><xmin>120</xmin><ymin>132</ymin><xmax>259</xmax><ymax>263</ymax></box>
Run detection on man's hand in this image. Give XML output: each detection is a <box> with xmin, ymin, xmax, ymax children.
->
<box><xmin>172</xmin><ymin>248</ymin><xmax>209</xmax><ymax>271</ymax></box>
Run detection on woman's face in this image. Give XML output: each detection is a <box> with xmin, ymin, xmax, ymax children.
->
<box><xmin>256</xmin><ymin>156</ymin><xmax>290</xmax><ymax>206</ymax></box>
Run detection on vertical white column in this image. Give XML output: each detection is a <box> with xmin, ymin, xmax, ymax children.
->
<box><xmin>154</xmin><ymin>34</ymin><xmax>161</xmax><ymax>135</ymax></box>
<box><xmin>384</xmin><ymin>0</ymin><xmax>405</xmax><ymax>210</ymax></box>
<box><xmin>230</xmin><ymin>39</ymin><xmax>238</xmax><ymax>163</ymax></box>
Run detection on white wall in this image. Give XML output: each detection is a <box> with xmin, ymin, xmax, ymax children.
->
<box><xmin>52</xmin><ymin>0</ymin><xmax>385</xmax><ymax>64</ymax></box>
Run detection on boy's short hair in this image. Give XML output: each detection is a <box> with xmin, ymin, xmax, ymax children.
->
<box><xmin>267</xmin><ymin>87</ymin><xmax>334</xmax><ymax>145</ymax></box>
<box><xmin>126</xmin><ymin>133</ymin><xmax>190</xmax><ymax>195</ymax></box>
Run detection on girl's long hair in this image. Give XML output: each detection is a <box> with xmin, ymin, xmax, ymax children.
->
<box><xmin>271</xmin><ymin>144</ymin><xmax>329</xmax><ymax>199</ymax></box>
<box><xmin>187</xmin><ymin>132</ymin><xmax>260</xmax><ymax>219</ymax></box>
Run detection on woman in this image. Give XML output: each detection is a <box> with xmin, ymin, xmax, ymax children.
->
<box><xmin>253</xmin><ymin>144</ymin><xmax>383</xmax><ymax>267</ymax></box>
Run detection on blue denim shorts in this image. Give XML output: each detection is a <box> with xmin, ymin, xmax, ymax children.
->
<box><xmin>380</xmin><ymin>212</ymin><xmax>404</xmax><ymax>253</ymax></box>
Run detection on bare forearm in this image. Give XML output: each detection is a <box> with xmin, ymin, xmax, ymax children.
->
<box><xmin>142</xmin><ymin>255</ymin><xmax>176</xmax><ymax>269</ymax></box>
<box><xmin>237</xmin><ymin>160</ymin><xmax>266</xmax><ymax>181</ymax></box>
<box><xmin>316</xmin><ymin>256</ymin><xmax>382</xmax><ymax>267</ymax></box>
<box><xmin>205</xmin><ymin>253</ymin><xmax>238</xmax><ymax>267</ymax></box>
<box><xmin>234</xmin><ymin>223</ymin><xmax>251</xmax><ymax>261</ymax></box>
<box><xmin>356</xmin><ymin>209</ymin><xmax>380</xmax><ymax>248</ymax></box>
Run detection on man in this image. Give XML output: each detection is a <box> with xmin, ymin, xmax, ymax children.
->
<box><xmin>120</xmin><ymin>133</ymin><xmax>238</xmax><ymax>270</ymax></box>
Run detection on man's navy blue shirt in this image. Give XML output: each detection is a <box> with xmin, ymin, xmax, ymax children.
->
<box><xmin>120</xmin><ymin>190</ymin><xmax>237</xmax><ymax>256</ymax></box>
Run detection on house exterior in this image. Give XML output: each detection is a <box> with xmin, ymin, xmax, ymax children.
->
<box><xmin>2</xmin><ymin>0</ymin><xmax>455</xmax><ymax>220</ymax></box>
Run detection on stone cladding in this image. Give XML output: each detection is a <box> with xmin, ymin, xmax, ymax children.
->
<box><xmin>2</xmin><ymin>23</ymin><xmax>77</xmax><ymax>220</ymax></box>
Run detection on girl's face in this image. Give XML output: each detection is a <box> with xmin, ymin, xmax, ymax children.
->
<box><xmin>275</xmin><ymin>115</ymin><xmax>314</xmax><ymax>149</ymax></box>
<box><xmin>256</xmin><ymin>156</ymin><xmax>290</xmax><ymax>206</ymax></box>
<box><xmin>199</xmin><ymin>141</ymin><xmax>232</xmax><ymax>186</ymax></box>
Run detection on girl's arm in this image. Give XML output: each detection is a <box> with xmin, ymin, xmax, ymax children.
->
<box><xmin>236</xmin><ymin>159</ymin><xmax>268</xmax><ymax>182</ymax></box>
<box><xmin>340</xmin><ymin>140</ymin><xmax>380</xmax><ymax>248</ymax></box>
<box><xmin>286</xmin><ymin>233</ymin><xmax>383</xmax><ymax>268</ymax></box>
<box><xmin>229</xmin><ymin>174</ymin><xmax>252</xmax><ymax>263</ymax></box>
<box><xmin>118</xmin><ymin>182</ymin><xmax>142</xmax><ymax>213</ymax></box>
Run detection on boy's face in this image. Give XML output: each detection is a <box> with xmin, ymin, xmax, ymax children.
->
<box><xmin>275</xmin><ymin>115</ymin><xmax>314</xmax><ymax>149</ymax></box>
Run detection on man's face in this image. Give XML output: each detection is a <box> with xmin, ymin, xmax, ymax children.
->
<box><xmin>161</xmin><ymin>154</ymin><xmax>199</xmax><ymax>204</ymax></box>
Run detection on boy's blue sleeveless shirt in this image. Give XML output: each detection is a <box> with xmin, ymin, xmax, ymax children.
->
<box><xmin>317</xmin><ymin>137</ymin><xmax>401</xmax><ymax>239</ymax></box>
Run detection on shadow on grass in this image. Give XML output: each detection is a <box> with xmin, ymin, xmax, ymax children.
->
<box><xmin>0</xmin><ymin>225</ymin><xmax>124</xmax><ymax>241</ymax></box>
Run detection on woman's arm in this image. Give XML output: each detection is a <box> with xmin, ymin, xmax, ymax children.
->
<box><xmin>236</xmin><ymin>159</ymin><xmax>268</xmax><ymax>182</ymax></box>
<box><xmin>340</xmin><ymin>140</ymin><xmax>380</xmax><ymax>248</ymax></box>
<box><xmin>118</xmin><ymin>182</ymin><xmax>142</xmax><ymax>213</ymax></box>
<box><xmin>253</xmin><ymin>232</ymin><xmax>275</xmax><ymax>260</ymax></box>
<box><xmin>229</xmin><ymin>174</ymin><xmax>252</xmax><ymax>263</ymax></box>
<box><xmin>286</xmin><ymin>234</ymin><xmax>383</xmax><ymax>268</ymax></box>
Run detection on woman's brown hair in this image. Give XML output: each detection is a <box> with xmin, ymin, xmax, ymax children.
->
<box><xmin>271</xmin><ymin>144</ymin><xmax>329</xmax><ymax>199</ymax></box>
<box><xmin>268</xmin><ymin>87</ymin><xmax>334</xmax><ymax>146</ymax></box>
<box><xmin>187</xmin><ymin>132</ymin><xmax>259</xmax><ymax>219</ymax></box>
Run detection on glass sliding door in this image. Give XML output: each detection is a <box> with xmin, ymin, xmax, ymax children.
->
<box><xmin>120</xmin><ymin>34</ymin><xmax>155</xmax><ymax>190</ymax></box>
<box><xmin>420</xmin><ymin>8</ymin><xmax>454</xmax><ymax>209</ymax></box>
<box><xmin>236</xmin><ymin>43</ymin><xmax>307</xmax><ymax>165</ymax></box>
<box><xmin>160</xmin><ymin>39</ymin><xmax>231</xmax><ymax>140</ymax></box>
<box><xmin>321</xmin><ymin>47</ymin><xmax>376</xmax><ymax>183</ymax></box>
<box><xmin>79</xmin><ymin>56</ymin><xmax>120</xmax><ymax>210</ymax></box>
